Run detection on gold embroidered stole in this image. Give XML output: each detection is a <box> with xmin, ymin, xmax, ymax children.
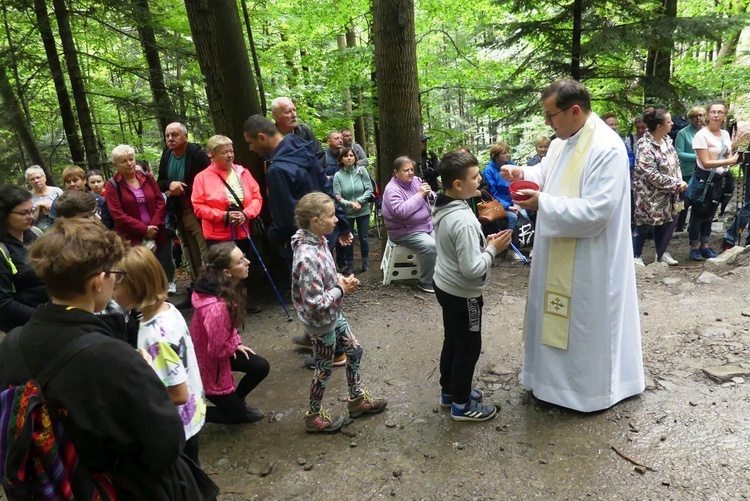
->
<box><xmin>540</xmin><ymin>117</ymin><xmax>597</xmax><ymax>350</ymax></box>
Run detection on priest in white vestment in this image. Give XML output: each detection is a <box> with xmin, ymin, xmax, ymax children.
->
<box><xmin>502</xmin><ymin>79</ymin><xmax>645</xmax><ymax>412</ymax></box>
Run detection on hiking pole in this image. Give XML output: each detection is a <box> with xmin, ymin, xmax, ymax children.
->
<box><xmin>241</xmin><ymin>223</ymin><xmax>293</xmax><ymax>322</ymax></box>
<box><xmin>509</xmin><ymin>242</ymin><xmax>531</xmax><ymax>265</ymax></box>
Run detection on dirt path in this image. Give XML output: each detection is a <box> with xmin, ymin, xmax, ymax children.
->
<box><xmin>194</xmin><ymin>231</ymin><xmax>750</xmax><ymax>500</ymax></box>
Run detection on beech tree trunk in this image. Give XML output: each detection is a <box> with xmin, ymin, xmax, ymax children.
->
<box><xmin>132</xmin><ymin>0</ymin><xmax>177</xmax><ymax>135</ymax></box>
<box><xmin>373</xmin><ymin>0</ymin><xmax>421</xmax><ymax>188</ymax></box>
<box><xmin>0</xmin><ymin>66</ymin><xmax>48</xmax><ymax>174</ymax></box>
<box><xmin>52</xmin><ymin>0</ymin><xmax>100</xmax><ymax>169</ymax></box>
<box><xmin>33</xmin><ymin>0</ymin><xmax>85</xmax><ymax>166</ymax></box>
<box><xmin>183</xmin><ymin>0</ymin><xmax>262</xmax><ymax>178</ymax></box>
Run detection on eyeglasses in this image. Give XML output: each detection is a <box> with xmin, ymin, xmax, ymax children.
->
<box><xmin>87</xmin><ymin>207</ymin><xmax>102</xmax><ymax>219</ymax></box>
<box><xmin>545</xmin><ymin>105</ymin><xmax>573</xmax><ymax>121</ymax></box>
<box><xmin>11</xmin><ymin>210</ymin><xmax>34</xmax><ymax>218</ymax></box>
<box><xmin>709</xmin><ymin>110</ymin><xmax>726</xmax><ymax>116</ymax></box>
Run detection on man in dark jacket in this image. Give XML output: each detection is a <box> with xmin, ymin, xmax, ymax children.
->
<box><xmin>156</xmin><ymin>122</ymin><xmax>210</xmax><ymax>283</ymax></box>
<box><xmin>271</xmin><ymin>97</ymin><xmax>326</xmax><ymax>166</ymax></box>
<box><xmin>243</xmin><ymin>114</ymin><xmax>351</xmax><ymax>270</ymax></box>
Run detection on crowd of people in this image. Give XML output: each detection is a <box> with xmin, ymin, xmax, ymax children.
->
<box><xmin>0</xmin><ymin>80</ymin><xmax>745</xmax><ymax>496</ymax></box>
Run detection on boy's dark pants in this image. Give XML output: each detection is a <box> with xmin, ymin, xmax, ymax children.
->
<box><xmin>435</xmin><ymin>283</ymin><xmax>483</xmax><ymax>405</ymax></box>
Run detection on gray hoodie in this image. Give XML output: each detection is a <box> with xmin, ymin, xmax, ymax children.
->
<box><xmin>432</xmin><ymin>194</ymin><xmax>498</xmax><ymax>298</ymax></box>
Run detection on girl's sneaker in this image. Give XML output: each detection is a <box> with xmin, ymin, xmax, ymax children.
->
<box><xmin>450</xmin><ymin>399</ymin><xmax>497</xmax><ymax>422</ymax></box>
<box><xmin>348</xmin><ymin>388</ymin><xmax>388</xmax><ymax>418</ymax></box>
<box><xmin>440</xmin><ymin>388</ymin><xmax>484</xmax><ymax>408</ymax></box>
<box><xmin>304</xmin><ymin>409</ymin><xmax>345</xmax><ymax>433</ymax></box>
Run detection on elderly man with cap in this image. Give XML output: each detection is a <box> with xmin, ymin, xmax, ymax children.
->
<box><xmin>419</xmin><ymin>133</ymin><xmax>440</xmax><ymax>192</ymax></box>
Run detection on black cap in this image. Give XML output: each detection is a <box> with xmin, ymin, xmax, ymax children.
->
<box><xmin>420</xmin><ymin>133</ymin><xmax>430</xmax><ymax>142</ymax></box>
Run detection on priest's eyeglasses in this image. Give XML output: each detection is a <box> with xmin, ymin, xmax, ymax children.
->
<box><xmin>545</xmin><ymin>105</ymin><xmax>573</xmax><ymax>121</ymax></box>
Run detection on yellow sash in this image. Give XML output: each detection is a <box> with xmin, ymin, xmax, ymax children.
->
<box><xmin>541</xmin><ymin>116</ymin><xmax>597</xmax><ymax>350</ymax></box>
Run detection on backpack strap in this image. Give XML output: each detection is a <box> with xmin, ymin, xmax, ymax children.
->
<box><xmin>11</xmin><ymin>331</ymin><xmax>109</xmax><ymax>387</ymax></box>
<box><xmin>108</xmin><ymin>177</ymin><xmax>120</xmax><ymax>193</ymax></box>
<box><xmin>0</xmin><ymin>242</ymin><xmax>16</xmax><ymax>277</ymax></box>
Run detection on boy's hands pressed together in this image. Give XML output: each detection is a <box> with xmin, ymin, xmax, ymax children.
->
<box><xmin>487</xmin><ymin>229</ymin><xmax>513</xmax><ymax>253</ymax></box>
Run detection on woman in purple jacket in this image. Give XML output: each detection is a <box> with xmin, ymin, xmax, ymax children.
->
<box><xmin>381</xmin><ymin>156</ymin><xmax>437</xmax><ymax>293</ymax></box>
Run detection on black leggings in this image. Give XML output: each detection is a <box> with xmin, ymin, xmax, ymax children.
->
<box><xmin>206</xmin><ymin>354</ymin><xmax>270</xmax><ymax>424</ymax></box>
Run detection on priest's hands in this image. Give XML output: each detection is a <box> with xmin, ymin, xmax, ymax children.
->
<box><xmin>515</xmin><ymin>190</ymin><xmax>539</xmax><ymax>211</ymax></box>
<box><xmin>500</xmin><ymin>165</ymin><xmax>524</xmax><ymax>182</ymax></box>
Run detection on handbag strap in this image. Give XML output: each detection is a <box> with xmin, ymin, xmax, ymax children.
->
<box><xmin>217</xmin><ymin>171</ymin><xmax>244</xmax><ymax>208</ymax></box>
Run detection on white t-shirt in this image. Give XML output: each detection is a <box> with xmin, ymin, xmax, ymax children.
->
<box><xmin>138</xmin><ymin>303</ymin><xmax>206</xmax><ymax>440</ymax></box>
<box><xmin>692</xmin><ymin>128</ymin><xmax>730</xmax><ymax>171</ymax></box>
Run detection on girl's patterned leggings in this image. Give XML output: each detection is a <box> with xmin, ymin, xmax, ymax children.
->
<box><xmin>308</xmin><ymin>313</ymin><xmax>363</xmax><ymax>412</ymax></box>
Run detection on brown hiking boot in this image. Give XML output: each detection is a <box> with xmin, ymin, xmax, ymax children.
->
<box><xmin>304</xmin><ymin>409</ymin><xmax>345</xmax><ymax>433</ymax></box>
<box><xmin>348</xmin><ymin>388</ymin><xmax>388</xmax><ymax>418</ymax></box>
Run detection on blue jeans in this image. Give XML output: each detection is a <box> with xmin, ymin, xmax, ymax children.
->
<box><xmin>343</xmin><ymin>214</ymin><xmax>370</xmax><ymax>269</ymax></box>
<box><xmin>506</xmin><ymin>210</ymin><xmax>518</xmax><ymax>230</ymax></box>
<box><xmin>390</xmin><ymin>231</ymin><xmax>436</xmax><ymax>288</ymax></box>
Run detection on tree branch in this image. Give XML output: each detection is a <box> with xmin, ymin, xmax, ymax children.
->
<box><xmin>417</xmin><ymin>29</ymin><xmax>479</xmax><ymax>69</ymax></box>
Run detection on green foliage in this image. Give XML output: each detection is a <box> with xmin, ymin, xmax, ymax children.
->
<box><xmin>0</xmin><ymin>0</ymin><xmax>749</xmax><ymax>185</ymax></box>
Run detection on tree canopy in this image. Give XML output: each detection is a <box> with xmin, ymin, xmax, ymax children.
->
<box><xmin>0</xmin><ymin>0</ymin><xmax>748</xmax><ymax>182</ymax></box>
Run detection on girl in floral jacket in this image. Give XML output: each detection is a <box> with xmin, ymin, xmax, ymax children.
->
<box><xmin>292</xmin><ymin>192</ymin><xmax>387</xmax><ymax>433</ymax></box>
<box><xmin>189</xmin><ymin>242</ymin><xmax>269</xmax><ymax>424</ymax></box>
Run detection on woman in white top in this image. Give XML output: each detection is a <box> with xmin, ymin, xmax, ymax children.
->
<box><xmin>25</xmin><ymin>165</ymin><xmax>62</xmax><ymax>232</ymax></box>
<box><xmin>688</xmin><ymin>101</ymin><xmax>738</xmax><ymax>261</ymax></box>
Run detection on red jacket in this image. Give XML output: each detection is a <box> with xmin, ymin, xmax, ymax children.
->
<box><xmin>104</xmin><ymin>172</ymin><xmax>167</xmax><ymax>246</ymax></box>
<box><xmin>191</xmin><ymin>163</ymin><xmax>263</xmax><ymax>241</ymax></box>
<box><xmin>189</xmin><ymin>291</ymin><xmax>242</xmax><ymax>396</ymax></box>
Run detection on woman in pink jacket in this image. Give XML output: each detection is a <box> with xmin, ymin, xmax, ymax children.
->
<box><xmin>189</xmin><ymin>242</ymin><xmax>270</xmax><ymax>423</ymax></box>
<box><xmin>192</xmin><ymin>134</ymin><xmax>264</xmax><ymax>313</ymax></box>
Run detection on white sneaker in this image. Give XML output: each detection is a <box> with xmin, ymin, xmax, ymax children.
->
<box><xmin>167</xmin><ymin>282</ymin><xmax>177</xmax><ymax>295</ymax></box>
<box><xmin>634</xmin><ymin>257</ymin><xmax>645</xmax><ymax>267</ymax></box>
<box><xmin>659</xmin><ymin>252</ymin><xmax>678</xmax><ymax>266</ymax></box>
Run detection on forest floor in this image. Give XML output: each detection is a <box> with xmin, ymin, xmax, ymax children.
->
<box><xmin>191</xmin><ymin>223</ymin><xmax>750</xmax><ymax>501</ymax></box>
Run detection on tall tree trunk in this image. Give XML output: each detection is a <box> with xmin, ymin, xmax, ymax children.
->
<box><xmin>240</xmin><ymin>0</ymin><xmax>266</xmax><ymax>115</ymax></box>
<box><xmin>1</xmin><ymin>2</ymin><xmax>31</xmax><ymax>124</ymax></box>
<box><xmin>715</xmin><ymin>1</ymin><xmax>746</xmax><ymax>67</ymax></box>
<box><xmin>132</xmin><ymin>0</ymin><xmax>177</xmax><ymax>136</ymax></box>
<box><xmin>644</xmin><ymin>0</ymin><xmax>676</xmax><ymax>106</ymax></box>
<box><xmin>373</xmin><ymin>0</ymin><xmax>421</xmax><ymax>189</ymax></box>
<box><xmin>570</xmin><ymin>0</ymin><xmax>582</xmax><ymax>80</ymax></box>
<box><xmin>337</xmin><ymin>34</ymin><xmax>354</xmax><ymax>121</ymax></box>
<box><xmin>346</xmin><ymin>26</ymin><xmax>367</xmax><ymax>152</ymax></box>
<box><xmin>0</xmin><ymin>65</ymin><xmax>48</xmax><ymax>175</ymax></box>
<box><xmin>33</xmin><ymin>0</ymin><xmax>85</xmax><ymax>166</ymax></box>
<box><xmin>183</xmin><ymin>0</ymin><xmax>262</xmax><ymax>178</ymax></box>
<box><xmin>52</xmin><ymin>0</ymin><xmax>99</xmax><ymax>169</ymax></box>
